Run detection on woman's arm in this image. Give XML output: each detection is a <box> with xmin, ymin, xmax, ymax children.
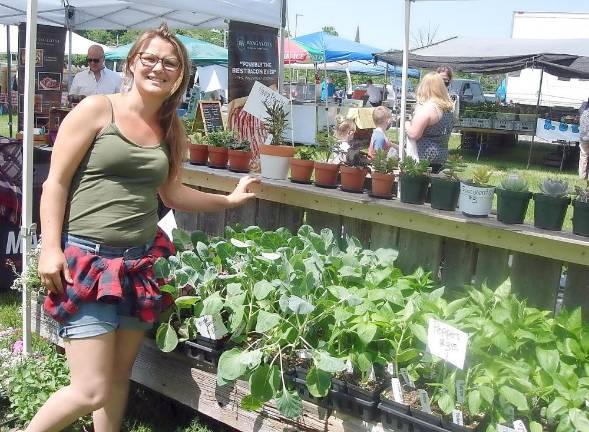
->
<box><xmin>159</xmin><ymin>174</ymin><xmax>260</xmax><ymax>213</ymax></box>
<box><xmin>38</xmin><ymin>96</ymin><xmax>110</xmax><ymax>294</ymax></box>
<box><xmin>406</xmin><ymin>103</ymin><xmax>437</xmax><ymax>141</ymax></box>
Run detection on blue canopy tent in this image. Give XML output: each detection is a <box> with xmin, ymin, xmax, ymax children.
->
<box><xmin>105</xmin><ymin>34</ymin><xmax>228</xmax><ymax>64</ymax></box>
<box><xmin>294</xmin><ymin>31</ymin><xmax>382</xmax><ymax>63</ymax></box>
<box><xmin>285</xmin><ymin>60</ymin><xmax>419</xmax><ymax>77</ymax></box>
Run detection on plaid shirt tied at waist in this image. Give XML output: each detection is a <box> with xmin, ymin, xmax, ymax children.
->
<box><xmin>44</xmin><ymin>228</ymin><xmax>175</xmax><ymax>324</ymax></box>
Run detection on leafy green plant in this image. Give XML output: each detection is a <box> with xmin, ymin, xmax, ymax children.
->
<box><xmin>263</xmin><ymin>100</ymin><xmax>290</xmax><ymax>146</ymax></box>
<box><xmin>440</xmin><ymin>154</ymin><xmax>466</xmax><ymax>181</ymax></box>
<box><xmin>500</xmin><ymin>172</ymin><xmax>529</xmax><ymax>192</ymax></box>
<box><xmin>315</xmin><ymin>131</ymin><xmax>342</xmax><ymax>163</ymax></box>
<box><xmin>342</xmin><ymin>149</ymin><xmax>370</xmax><ymax>168</ymax></box>
<box><xmin>372</xmin><ymin>150</ymin><xmax>398</xmax><ymax>174</ymax></box>
<box><xmin>205</xmin><ymin>130</ymin><xmax>235</xmax><ymax>148</ymax></box>
<box><xmin>295</xmin><ymin>146</ymin><xmax>315</xmax><ymax>160</ymax></box>
<box><xmin>228</xmin><ymin>138</ymin><xmax>251</xmax><ymax>152</ymax></box>
<box><xmin>467</xmin><ymin>166</ymin><xmax>493</xmax><ymax>187</ymax></box>
<box><xmin>187</xmin><ymin>131</ymin><xmax>206</xmax><ymax>145</ymax></box>
<box><xmin>573</xmin><ymin>184</ymin><xmax>589</xmax><ymax>203</ymax></box>
<box><xmin>539</xmin><ymin>178</ymin><xmax>569</xmax><ymax>198</ymax></box>
<box><xmin>399</xmin><ymin>156</ymin><xmax>429</xmax><ymax>177</ymax></box>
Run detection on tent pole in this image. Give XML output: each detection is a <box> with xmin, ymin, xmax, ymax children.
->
<box><xmin>22</xmin><ymin>0</ymin><xmax>39</xmax><ymax>356</ymax></box>
<box><xmin>399</xmin><ymin>0</ymin><xmax>411</xmax><ymax>161</ymax></box>
<box><xmin>7</xmin><ymin>25</ymin><xmax>13</xmax><ymax>137</ymax></box>
<box><xmin>278</xmin><ymin>0</ymin><xmax>286</xmax><ymax>93</ymax></box>
<box><xmin>527</xmin><ymin>67</ymin><xmax>544</xmax><ymax>169</ymax></box>
<box><xmin>67</xmin><ymin>30</ymin><xmax>72</xmax><ymax>87</ymax></box>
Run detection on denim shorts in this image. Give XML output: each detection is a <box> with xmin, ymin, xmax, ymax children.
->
<box><xmin>58</xmin><ymin>233</ymin><xmax>155</xmax><ymax>340</ymax></box>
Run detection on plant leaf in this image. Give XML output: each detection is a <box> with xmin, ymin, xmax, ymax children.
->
<box><xmin>479</xmin><ymin>385</ymin><xmax>495</xmax><ymax>405</ymax></box>
<box><xmin>249</xmin><ymin>365</ymin><xmax>280</xmax><ymax>402</ymax></box>
<box><xmin>217</xmin><ymin>348</ymin><xmax>247</xmax><ymax>381</ymax></box>
<box><xmin>288</xmin><ymin>296</ymin><xmax>315</xmax><ymax>315</ymax></box>
<box><xmin>356</xmin><ymin>322</ymin><xmax>377</xmax><ymax>345</ymax></box>
<box><xmin>437</xmin><ymin>392</ymin><xmax>455</xmax><ymax>415</ymax></box>
<box><xmin>255</xmin><ymin>310</ymin><xmax>281</xmax><ymax>333</ymax></box>
<box><xmin>547</xmin><ymin>397</ymin><xmax>569</xmax><ymax>422</ymax></box>
<box><xmin>253</xmin><ymin>280</ymin><xmax>274</xmax><ymax>300</ymax></box>
<box><xmin>536</xmin><ymin>347</ymin><xmax>560</xmax><ymax>373</ymax></box>
<box><xmin>201</xmin><ymin>292</ymin><xmax>224</xmax><ymax>316</ymax></box>
<box><xmin>529</xmin><ymin>421</ymin><xmax>543</xmax><ymax>432</ymax></box>
<box><xmin>315</xmin><ymin>351</ymin><xmax>346</xmax><ymax>373</ymax></box>
<box><xmin>276</xmin><ymin>389</ymin><xmax>302</xmax><ymax>419</ymax></box>
<box><xmin>155</xmin><ymin>323</ymin><xmax>178</xmax><ymax>353</ymax></box>
<box><xmin>241</xmin><ymin>394</ymin><xmax>263</xmax><ymax>411</ymax></box>
<box><xmin>172</xmin><ymin>228</ymin><xmax>193</xmax><ymax>251</ymax></box>
<box><xmin>175</xmin><ymin>295</ymin><xmax>199</xmax><ymax>309</ymax></box>
<box><xmin>153</xmin><ymin>257</ymin><xmax>171</xmax><ymax>279</ymax></box>
<box><xmin>468</xmin><ymin>389</ymin><xmax>481</xmax><ymax>415</ymax></box>
<box><xmin>306</xmin><ymin>366</ymin><xmax>331</xmax><ymax>397</ymax></box>
<box><xmin>570</xmin><ymin>408</ymin><xmax>589</xmax><ymax>432</ymax></box>
<box><xmin>159</xmin><ymin>284</ymin><xmax>178</xmax><ymax>298</ymax></box>
<box><xmin>498</xmin><ymin>385</ymin><xmax>528</xmax><ymax>412</ymax></box>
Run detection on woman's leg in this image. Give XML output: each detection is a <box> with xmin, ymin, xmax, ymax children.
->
<box><xmin>579</xmin><ymin>140</ymin><xmax>589</xmax><ymax>180</ymax></box>
<box><xmin>25</xmin><ymin>332</ymin><xmax>116</xmax><ymax>432</ymax></box>
<box><xmin>92</xmin><ymin>328</ymin><xmax>146</xmax><ymax>432</ymax></box>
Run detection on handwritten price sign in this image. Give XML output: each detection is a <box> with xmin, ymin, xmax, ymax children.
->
<box><xmin>427</xmin><ymin>318</ymin><xmax>469</xmax><ymax>369</ymax></box>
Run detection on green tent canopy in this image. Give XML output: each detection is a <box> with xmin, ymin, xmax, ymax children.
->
<box><xmin>105</xmin><ymin>34</ymin><xmax>228</xmax><ymax>64</ymax></box>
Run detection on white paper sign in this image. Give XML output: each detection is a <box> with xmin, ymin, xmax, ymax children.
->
<box><xmin>195</xmin><ymin>314</ymin><xmax>228</xmax><ymax>339</ymax></box>
<box><xmin>456</xmin><ymin>380</ymin><xmax>466</xmax><ymax>404</ymax></box>
<box><xmin>418</xmin><ymin>389</ymin><xmax>432</xmax><ymax>414</ymax></box>
<box><xmin>391</xmin><ymin>378</ymin><xmax>404</xmax><ymax>403</ymax></box>
<box><xmin>452</xmin><ymin>410</ymin><xmax>464</xmax><ymax>426</ymax></box>
<box><xmin>497</xmin><ymin>426</ymin><xmax>516</xmax><ymax>432</ymax></box>
<box><xmin>513</xmin><ymin>420</ymin><xmax>528</xmax><ymax>432</ymax></box>
<box><xmin>427</xmin><ymin>318</ymin><xmax>469</xmax><ymax>369</ymax></box>
<box><xmin>243</xmin><ymin>81</ymin><xmax>290</xmax><ymax>121</ymax></box>
<box><xmin>156</xmin><ymin>210</ymin><xmax>177</xmax><ymax>241</ymax></box>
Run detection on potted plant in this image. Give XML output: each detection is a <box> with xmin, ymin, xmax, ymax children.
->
<box><xmin>187</xmin><ymin>130</ymin><xmax>208</xmax><ymax>165</ymax></box>
<box><xmin>370</xmin><ymin>149</ymin><xmax>398</xmax><ymax>199</ymax></box>
<box><xmin>399</xmin><ymin>156</ymin><xmax>429</xmax><ymax>204</ymax></box>
<box><xmin>495</xmin><ymin>172</ymin><xmax>532</xmax><ymax>224</ymax></box>
<box><xmin>206</xmin><ymin>130</ymin><xmax>233</xmax><ymax>169</ymax></box>
<box><xmin>459</xmin><ymin>166</ymin><xmax>495</xmax><ymax>217</ymax></box>
<box><xmin>572</xmin><ymin>184</ymin><xmax>589</xmax><ymax>237</ymax></box>
<box><xmin>340</xmin><ymin>149</ymin><xmax>370</xmax><ymax>193</ymax></box>
<box><xmin>430</xmin><ymin>155</ymin><xmax>466</xmax><ymax>211</ymax></box>
<box><xmin>314</xmin><ymin>131</ymin><xmax>341</xmax><ymax>188</ymax></box>
<box><xmin>227</xmin><ymin>138</ymin><xmax>252</xmax><ymax>173</ymax></box>
<box><xmin>533</xmin><ymin>178</ymin><xmax>570</xmax><ymax>230</ymax></box>
<box><xmin>290</xmin><ymin>146</ymin><xmax>315</xmax><ymax>184</ymax></box>
<box><xmin>259</xmin><ymin>100</ymin><xmax>296</xmax><ymax>179</ymax></box>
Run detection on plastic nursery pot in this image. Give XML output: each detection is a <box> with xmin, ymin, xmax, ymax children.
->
<box><xmin>207</xmin><ymin>146</ymin><xmax>228</xmax><ymax>169</ymax></box>
<box><xmin>370</xmin><ymin>172</ymin><xmax>395</xmax><ymax>199</ymax></box>
<box><xmin>378</xmin><ymin>400</ymin><xmax>412</xmax><ymax>432</ymax></box>
<box><xmin>188</xmin><ymin>143</ymin><xmax>208</xmax><ymax>165</ymax></box>
<box><xmin>290</xmin><ymin>158</ymin><xmax>314</xmax><ymax>184</ymax></box>
<box><xmin>458</xmin><ymin>182</ymin><xmax>495</xmax><ymax>217</ymax></box>
<box><xmin>533</xmin><ymin>193</ymin><xmax>571</xmax><ymax>231</ymax></box>
<box><xmin>259</xmin><ymin>144</ymin><xmax>296</xmax><ymax>180</ymax></box>
<box><xmin>399</xmin><ymin>173</ymin><xmax>428</xmax><ymax>204</ymax></box>
<box><xmin>227</xmin><ymin>149</ymin><xmax>252</xmax><ymax>173</ymax></box>
<box><xmin>340</xmin><ymin>166</ymin><xmax>368</xmax><ymax>193</ymax></box>
<box><xmin>496</xmin><ymin>188</ymin><xmax>532</xmax><ymax>224</ymax></box>
<box><xmin>572</xmin><ymin>200</ymin><xmax>589</xmax><ymax>237</ymax></box>
<box><xmin>314</xmin><ymin>161</ymin><xmax>340</xmax><ymax>188</ymax></box>
<box><xmin>410</xmin><ymin>407</ymin><xmax>444</xmax><ymax>429</ymax></box>
<box><xmin>430</xmin><ymin>177</ymin><xmax>460</xmax><ymax>211</ymax></box>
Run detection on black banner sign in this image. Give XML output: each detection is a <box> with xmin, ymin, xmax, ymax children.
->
<box><xmin>18</xmin><ymin>23</ymin><xmax>66</xmax><ymax>132</ymax></box>
<box><xmin>228</xmin><ymin>20</ymin><xmax>278</xmax><ymax>102</ymax></box>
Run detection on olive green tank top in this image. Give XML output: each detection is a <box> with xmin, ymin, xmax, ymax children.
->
<box><xmin>64</xmin><ymin>96</ymin><xmax>170</xmax><ymax>247</ymax></box>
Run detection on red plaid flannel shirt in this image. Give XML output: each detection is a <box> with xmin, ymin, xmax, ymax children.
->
<box><xmin>44</xmin><ymin>229</ymin><xmax>175</xmax><ymax>324</ymax></box>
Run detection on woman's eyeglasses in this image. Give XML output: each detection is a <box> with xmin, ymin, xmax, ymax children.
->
<box><xmin>138</xmin><ymin>52</ymin><xmax>181</xmax><ymax>71</ymax></box>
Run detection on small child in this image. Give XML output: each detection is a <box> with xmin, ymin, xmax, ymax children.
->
<box><xmin>368</xmin><ymin>106</ymin><xmax>399</xmax><ymax>159</ymax></box>
<box><xmin>331</xmin><ymin>117</ymin><xmax>357</xmax><ymax>163</ymax></box>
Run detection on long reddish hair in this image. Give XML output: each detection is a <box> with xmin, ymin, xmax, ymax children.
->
<box><xmin>123</xmin><ymin>23</ymin><xmax>190</xmax><ymax>180</ymax></box>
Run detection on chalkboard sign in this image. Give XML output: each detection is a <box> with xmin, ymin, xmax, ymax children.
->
<box><xmin>192</xmin><ymin>101</ymin><xmax>224</xmax><ymax>135</ymax></box>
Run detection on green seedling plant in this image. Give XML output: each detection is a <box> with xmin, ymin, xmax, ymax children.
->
<box><xmin>573</xmin><ymin>184</ymin><xmax>589</xmax><ymax>203</ymax></box>
<box><xmin>187</xmin><ymin>130</ymin><xmax>206</xmax><ymax>145</ymax></box>
<box><xmin>263</xmin><ymin>100</ymin><xmax>290</xmax><ymax>146</ymax></box>
<box><xmin>228</xmin><ymin>138</ymin><xmax>251</xmax><ymax>152</ymax></box>
<box><xmin>205</xmin><ymin>130</ymin><xmax>235</xmax><ymax>148</ymax></box>
<box><xmin>295</xmin><ymin>146</ymin><xmax>315</xmax><ymax>160</ymax></box>
<box><xmin>342</xmin><ymin>149</ymin><xmax>370</xmax><ymax>168</ymax></box>
<box><xmin>399</xmin><ymin>156</ymin><xmax>429</xmax><ymax>177</ymax></box>
<box><xmin>500</xmin><ymin>172</ymin><xmax>529</xmax><ymax>192</ymax></box>
<box><xmin>440</xmin><ymin>154</ymin><xmax>466</xmax><ymax>181</ymax></box>
<box><xmin>539</xmin><ymin>178</ymin><xmax>569</xmax><ymax>198</ymax></box>
<box><xmin>372</xmin><ymin>149</ymin><xmax>398</xmax><ymax>174</ymax></box>
<box><xmin>315</xmin><ymin>131</ymin><xmax>343</xmax><ymax>163</ymax></box>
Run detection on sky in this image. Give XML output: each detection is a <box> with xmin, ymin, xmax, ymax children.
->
<box><xmin>287</xmin><ymin>0</ymin><xmax>589</xmax><ymax>50</ymax></box>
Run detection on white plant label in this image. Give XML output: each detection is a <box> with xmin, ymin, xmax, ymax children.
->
<box><xmin>345</xmin><ymin>359</ymin><xmax>354</xmax><ymax>374</ymax></box>
<box><xmin>386</xmin><ymin>362</ymin><xmax>397</xmax><ymax>377</ymax></box>
<box><xmin>391</xmin><ymin>378</ymin><xmax>404</xmax><ymax>403</ymax></box>
<box><xmin>243</xmin><ymin>81</ymin><xmax>290</xmax><ymax>120</ymax></box>
<box><xmin>296</xmin><ymin>349</ymin><xmax>313</xmax><ymax>359</ymax></box>
<box><xmin>586</xmin><ymin>399</ymin><xmax>589</xmax><ymax>409</ymax></box>
<box><xmin>400</xmin><ymin>368</ymin><xmax>415</xmax><ymax>388</ymax></box>
<box><xmin>513</xmin><ymin>420</ymin><xmax>527</xmax><ymax>432</ymax></box>
<box><xmin>418</xmin><ymin>389</ymin><xmax>432</xmax><ymax>414</ymax></box>
<box><xmin>368</xmin><ymin>365</ymin><xmax>376</xmax><ymax>381</ymax></box>
<box><xmin>195</xmin><ymin>315</ymin><xmax>228</xmax><ymax>339</ymax></box>
<box><xmin>452</xmin><ymin>410</ymin><xmax>464</xmax><ymax>426</ymax></box>
<box><xmin>456</xmin><ymin>380</ymin><xmax>466</xmax><ymax>404</ymax></box>
<box><xmin>427</xmin><ymin>318</ymin><xmax>469</xmax><ymax>369</ymax></box>
<box><xmin>497</xmin><ymin>426</ymin><xmax>515</xmax><ymax>432</ymax></box>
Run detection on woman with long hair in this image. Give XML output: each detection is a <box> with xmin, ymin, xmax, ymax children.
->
<box><xmin>27</xmin><ymin>23</ymin><xmax>258</xmax><ymax>431</ymax></box>
<box><xmin>405</xmin><ymin>71</ymin><xmax>454</xmax><ymax>172</ymax></box>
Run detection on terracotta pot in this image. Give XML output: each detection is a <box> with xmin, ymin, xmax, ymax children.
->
<box><xmin>314</xmin><ymin>161</ymin><xmax>339</xmax><ymax>188</ymax></box>
<box><xmin>259</xmin><ymin>144</ymin><xmax>297</xmax><ymax>157</ymax></box>
<box><xmin>188</xmin><ymin>143</ymin><xmax>208</xmax><ymax>165</ymax></box>
<box><xmin>371</xmin><ymin>171</ymin><xmax>395</xmax><ymax>199</ymax></box>
<box><xmin>259</xmin><ymin>144</ymin><xmax>296</xmax><ymax>180</ymax></box>
<box><xmin>290</xmin><ymin>158</ymin><xmax>314</xmax><ymax>184</ymax></box>
<box><xmin>340</xmin><ymin>166</ymin><xmax>368</xmax><ymax>193</ymax></box>
<box><xmin>207</xmin><ymin>146</ymin><xmax>228</xmax><ymax>169</ymax></box>
<box><xmin>228</xmin><ymin>149</ymin><xmax>252</xmax><ymax>173</ymax></box>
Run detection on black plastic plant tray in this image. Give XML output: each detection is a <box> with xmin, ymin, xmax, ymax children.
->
<box><xmin>377</xmin><ymin>403</ymin><xmax>449</xmax><ymax>432</ymax></box>
<box><xmin>378</xmin><ymin>402</ymin><xmax>412</xmax><ymax>432</ymax></box>
<box><xmin>292</xmin><ymin>377</ymin><xmax>332</xmax><ymax>408</ymax></box>
<box><xmin>332</xmin><ymin>392</ymin><xmax>379</xmax><ymax>422</ymax></box>
<box><xmin>346</xmin><ymin>382</ymin><xmax>385</xmax><ymax>403</ymax></box>
<box><xmin>183</xmin><ymin>340</ymin><xmax>224</xmax><ymax>366</ymax></box>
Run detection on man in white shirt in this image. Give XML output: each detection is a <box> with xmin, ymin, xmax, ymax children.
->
<box><xmin>69</xmin><ymin>45</ymin><xmax>122</xmax><ymax>96</ymax></box>
<box><xmin>365</xmin><ymin>79</ymin><xmax>382</xmax><ymax>107</ymax></box>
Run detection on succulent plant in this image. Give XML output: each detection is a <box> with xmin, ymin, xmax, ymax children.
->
<box><xmin>372</xmin><ymin>150</ymin><xmax>398</xmax><ymax>174</ymax></box>
<box><xmin>441</xmin><ymin>155</ymin><xmax>466</xmax><ymax>181</ymax></box>
<box><xmin>500</xmin><ymin>172</ymin><xmax>529</xmax><ymax>192</ymax></box>
<box><xmin>539</xmin><ymin>178</ymin><xmax>569</xmax><ymax>198</ymax></box>
<box><xmin>399</xmin><ymin>156</ymin><xmax>429</xmax><ymax>177</ymax></box>
<box><xmin>573</xmin><ymin>184</ymin><xmax>589</xmax><ymax>203</ymax></box>
<box><xmin>469</xmin><ymin>166</ymin><xmax>493</xmax><ymax>187</ymax></box>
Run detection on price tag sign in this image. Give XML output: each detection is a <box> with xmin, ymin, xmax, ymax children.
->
<box><xmin>391</xmin><ymin>378</ymin><xmax>404</xmax><ymax>403</ymax></box>
<box><xmin>513</xmin><ymin>420</ymin><xmax>528</xmax><ymax>432</ymax></box>
<box><xmin>195</xmin><ymin>314</ymin><xmax>228</xmax><ymax>339</ymax></box>
<box><xmin>427</xmin><ymin>318</ymin><xmax>469</xmax><ymax>369</ymax></box>
<box><xmin>452</xmin><ymin>410</ymin><xmax>464</xmax><ymax>426</ymax></box>
<box><xmin>418</xmin><ymin>389</ymin><xmax>432</xmax><ymax>414</ymax></box>
<box><xmin>456</xmin><ymin>380</ymin><xmax>465</xmax><ymax>404</ymax></box>
<box><xmin>400</xmin><ymin>368</ymin><xmax>415</xmax><ymax>388</ymax></box>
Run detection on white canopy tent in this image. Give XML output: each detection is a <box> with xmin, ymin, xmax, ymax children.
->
<box><xmin>6</xmin><ymin>0</ymin><xmax>284</xmax><ymax>355</ymax></box>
